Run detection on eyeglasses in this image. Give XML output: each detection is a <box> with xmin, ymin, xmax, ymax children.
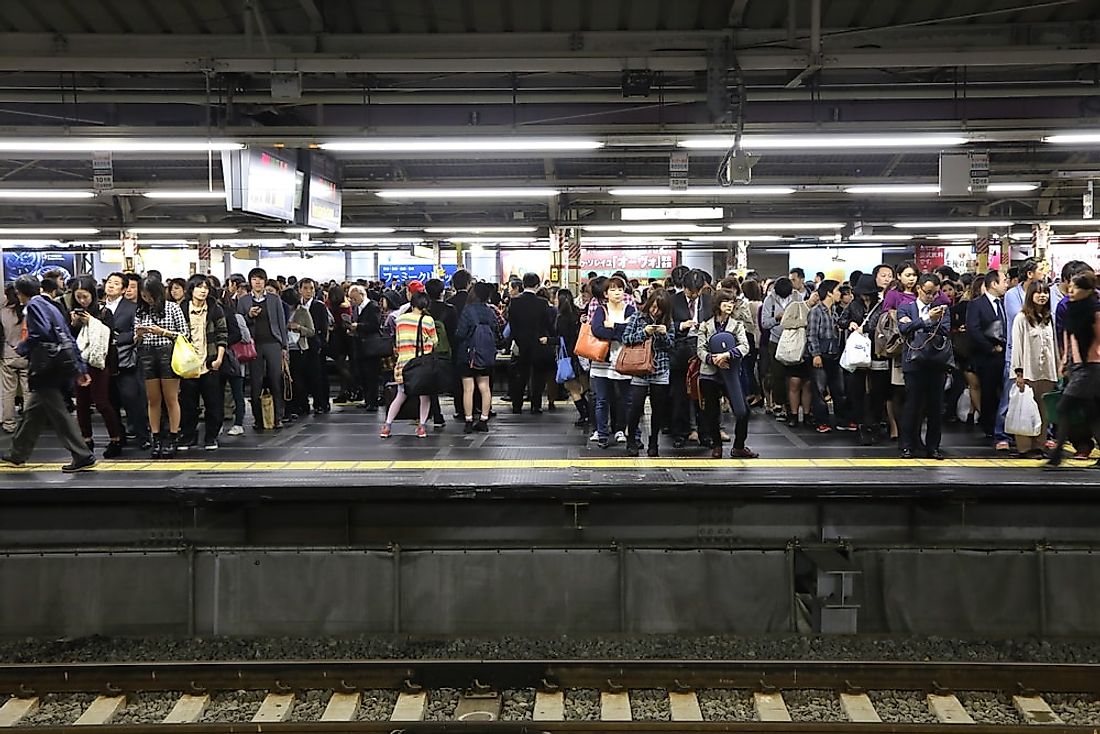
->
<box><xmin>920</xmin><ymin>288</ymin><xmax>940</xmax><ymax>297</ymax></box>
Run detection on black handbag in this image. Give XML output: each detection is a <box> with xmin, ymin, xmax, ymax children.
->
<box><xmin>28</xmin><ymin>337</ymin><xmax>79</xmax><ymax>384</ymax></box>
<box><xmin>669</xmin><ymin>336</ymin><xmax>697</xmax><ymax>371</ymax></box>
<box><xmin>362</xmin><ymin>331</ymin><xmax>393</xmax><ymax>359</ymax></box>
<box><xmin>402</xmin><ymin>315</ymin><xmax>452</xmax><ymax>396</ymax></box>
<box><xmin>904</xmin><ymin>328</ymin><xmax>955</xmax><ymax>369</ymax></box>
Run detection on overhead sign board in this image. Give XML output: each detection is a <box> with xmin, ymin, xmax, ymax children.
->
<box><xmin>222</xmin><ymin>147</ymin><xmax>298</xmax><ymax>221</ymax></box>
<box><xmin>297</xmin><ymin>151</ymin><xmax>343</xmax><ymax>231</ymax></box>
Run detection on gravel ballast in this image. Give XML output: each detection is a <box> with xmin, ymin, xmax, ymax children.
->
<box><xmin>868</xmin><ymin>690</ymin><xmax>938</xmax><ymax>723</ymax></box>
<box><xmin>287</xmin><ymin>690</ymin><xmax>329</xmax><ymax>722</ymax></box>
<box><xmin>111</xmin><ymin>693</ymin><xmax>178</xmax><ymax>724</ymax></box>
<box><xmin>499</xmin><ymin>689</ymin><xmax>533</xmax><ymax>721</ymax></box>
<box><xmin>3</xmin><ymin>635</ymin><xmax>1100</xmax><ymax>664</ymax></box>
<box><xmin>563</xmin><ymin>689</ymin><xmax>600</xmax><ymax>721</ymax></box>
<box><xmin>19</xmin><ymin>694</ymin><xmax>95</xmax><ymax>727</ymax></box>
<box><xmin>628</xmin><ymin>689</ymin><xmax>671</xmax><ymax>721</ymax></box>
<box><xmin>355</xmin><ymin>690</ymin><xmax>399</xmax><ymax>721</ymax></box>
<box><xmin>1047</xmin><ymin>694</ymin><xmax>1100</xmax><ymax>726</ymax></box>
<box><xmin>699</xmin><ymin>689</ymin><xmax>754</xmax><ymax>721</ymax></box>
<box><xmin>424</xmin><ymin>688</ymin><xmax>460</xmax><ymax>721</ymax></box>
<box><xmin>199</xmin><ymin>691</ymin><xmax>264</xmax><ymax>722</ymax></box>
<box><xmin>785</xmin><ymin>689</ymin><xmax>843</xmax><ymax>722</ymax></box>
<box><xmin>958</xmin><ymin>692</ymin><xmax>1023</xmax><ymax>725</ymax></box>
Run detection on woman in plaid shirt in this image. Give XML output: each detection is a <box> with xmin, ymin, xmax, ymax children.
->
<box><xmin>134</xmin><ymin>277</ymin><xmax>189</xmax><ymax>459</ymax></box>
<box><xmin>620</xmin><ymin>288</ymin><xmax>675</xmax><ymax>457</ymax></box>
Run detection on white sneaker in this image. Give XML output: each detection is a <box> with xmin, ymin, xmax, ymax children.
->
<box><xmin>615</xmin><ymin>431</ymin><xmax>626</xmax><ymax>444</ymax></box>
<box><xmin>589</xmin><ymin>430</ymin><xmax>600</xmax><ymax>442</ymax></box>
<box><xmin>227</xmin><ymin>425</ymin><xmax>244</xmax><ymax>436</ymax></box>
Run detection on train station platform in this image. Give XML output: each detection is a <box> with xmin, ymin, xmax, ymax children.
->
<box><xmin>0</xmin><ymin>400</ymin><xmax>1095</xmax><ymax>500</ymax></box>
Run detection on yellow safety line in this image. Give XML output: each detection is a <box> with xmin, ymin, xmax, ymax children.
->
<box><xmin>0</xmin><ymin>457</ymin><xmax>1081</xmax><ymax>472</ymax></box>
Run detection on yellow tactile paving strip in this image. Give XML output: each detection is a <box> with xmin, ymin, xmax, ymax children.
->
<box><xmin>0</xmin><ymin>457</ymin><xmax>1080</xmax><ymax>472</ymax></box>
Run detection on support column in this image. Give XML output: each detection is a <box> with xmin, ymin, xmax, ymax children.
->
<box><xmin>196</xmin><ymin>235</ymin><xmax>211</xmax><ymax>276</ymax></box>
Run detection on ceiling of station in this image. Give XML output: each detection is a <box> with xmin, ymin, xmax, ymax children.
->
<box><xmin>0</xmin><ymin>0</ymin><xmax>1094</xmax><ymax>242</ymax></box>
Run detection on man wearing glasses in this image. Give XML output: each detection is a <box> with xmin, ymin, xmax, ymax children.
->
<box><xmin>898</xmin><ymin>274</ymin><xmax>954</xmax><ymax>460</ymax></box>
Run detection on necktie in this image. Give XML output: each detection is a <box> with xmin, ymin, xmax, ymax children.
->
<box><xmin>995</xmin><ymin>299</ymin><xmax>1006</xmax><ymax>340</ymax></box>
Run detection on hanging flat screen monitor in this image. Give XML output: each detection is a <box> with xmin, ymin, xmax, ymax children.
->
<box><xmin>297</xmin><ymin>152</ymin><xmax>343</xmax><ymax>231</ymax></box>
<box><xmin>222</xmin><ymin>147</ymin><xmax>298</xmax><ymax>222</ymax></box>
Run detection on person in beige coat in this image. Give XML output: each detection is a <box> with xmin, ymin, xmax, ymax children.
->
<box><xmin>1009</xmin><ymin>281</ymin><xmax>1058</xmax><ymax>457</ymax></box>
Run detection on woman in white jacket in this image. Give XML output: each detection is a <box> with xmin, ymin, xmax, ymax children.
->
<box><xmin>68</xmin><ymin>275</ymin><xmax>124</xmax><ymax>459</ymax></box>
<box><xmin>1009</xmin><ymin>281</ymin><xmax>1058</xmax><ymax>457</ymax></box>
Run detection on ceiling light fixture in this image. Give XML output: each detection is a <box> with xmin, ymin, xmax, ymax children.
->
<box><xmin>608</xmin><ymin>186</ymin><xmax>795</xmax><ymax>197</ymax></box>
<box><xmin>0</xmin><ymin>190</ymin><xmax>95</xmax><ymax>199</ymax></box>
<box><xmin>846</xmin><ymin>183</ymin><xmax>1038</xmax><ymax>194</ymax></box>
<box><xmin>582</xmin><ymin>224</ymin><xmax>724</xmax><ymax>233</ymax></box>
<box><xmin>893</xmin><ymin>221</ymin><xmax>1015</xmax><ymax>229</ymax></box>
<box><xmin>678</xmin><ymin>134</ymin><xmax>967</xmax><ymax>150</ymax></box>
<box><xmin>0</xmin><ymin>140</ymin><xmax>243</xmax><ymax>153</ymax></box>
<box><xmin>424</xmin><ymin>226</ymin><xmax>539</xmax><ymax>234</ymax></box>
<box><xmin>376</xmin><ymin>188</ymin><xmax>559</xmax><ymax>199</ymax></box>
<box><xmin>1046</xmin><ymin>219</ymin><xmax>1098</xmax><ymax>227</ymax></box>
<box><xmin>322</xmin><ymin>139</ymin><xmax>603</xmax><ymax>152</ymax></box>
<box><xmin>0</xmin><ymin>227</ymin><xmax>100</xmax><ymax>235</ymax></box>
<box><xmin>143</xmin><ymin>190</ymin><xmax>227</xmax><ymax>200</ymax></box>
<box><xmin>727</xmin><ymin>222</ymin><xmax>843</xmax><ymax>230</ymax></box>
<box><xmin>1043</xmin><ymin>133</ymin><xmax>1100</xmax><ymax>145</ymax></box>
<box><xmin>338</xmin><ymin>227</ymin><xmax>397</xmax><ymax>234</ymax></box>
<box><xmin>333</xmin><ymin>237</ymin><xmax>428</xmax><ymax>243</ymax></box>
<box><xmin>441</xmin><ymin>237</ymin><xmax>540</xmax><ymax>243</ymax></box>
<box><xmin>620</xmin><ymin>207</ymin><xmax>724</xmax><ymax>221</ymax></box>
<box><xmin>850</xmin><ymin>234</ymin><xmax>915</xmax><ymax>241</ymax></box>
<box><xmin>126</xmin><ymin>227</ymin><xmax>240</xmax><ymax>234</ymax></box>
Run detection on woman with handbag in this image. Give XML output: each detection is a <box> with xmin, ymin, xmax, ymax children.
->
<box><xmin>68</xmin><ymin>276</ymin><xmax>123</xmax><ymax>459</ymax></box>
<box><xmin>555</xmin><ymin>288</ymin><xmax>590</xmax><ymax>428</ymax></box>
<box><xmin>759</xmin><ymin>277</ymin><xmax>800</xmax><ymax>423</ymax></box>
<box><xmin>134</xmin><ymin>277</ymin><xmax>189</xmax><ymax>459</ymax></box>
<box><xmin>221</xmin><ymin>290</ymin><xmax>250</xmax><ymax>437</ymax></box>
<box><xmin>897</xmin><ymin>273</ymin><xmax>954</xmax><ymax>460</ymax></box>
<box><xmin>1045</xmin><ymin>272</ymin><xmax>1100</xmax><ymax>469</ymax></box>
<box><xmin>327</xmin><ymin>284</ymin><xmax>357</xmax><ymax>404</ymax></box>
<box><xmin>840</xmin><ymin>275</ymin><xmax>891</xmax><ymax>445</ymax></box>
<box><xmin>621</xmin><ymin>289</ymin><xmax>675</xmax><ymax>457</ymax></box>
<box><xmin>380</xmin><ymin>291</ymin><xmax>437</xmax><ymax>439</ymax></box>
<box><xmin>178</xmin><ymin>275</ymin><xmax>228</xmax><ymax>451</ymax></box>
<box><xmin>588</xmin><ymin>276</ymin><xmax>636</xmax><ymax>449</ymax></box>
<box><xmin>697</xmin><ymin>289</ymin><xmax>758</xmax><ymax>460</ymax></box>
<box><xmin>1009</xmin><ymin>281</ymin><xmax>1058</xmax><ymax>458</ymax></box>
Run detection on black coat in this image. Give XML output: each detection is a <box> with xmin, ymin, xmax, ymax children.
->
<box><xmin>965</xmin><ymin>295</ymin><xmax>1007</xmax><ymax>357</ymax></box>
<box><xmin>305</xmin><ymin>298</ymin><xmax>329</xmax><ymax>352</ymax></box>
<box><xmin>506</xmin><ymin>292</ymin><xmax>555</xmax><ymax>350</ymax></box>
<box><xmin>111</xmin><ymin>298</ymin><xmax>139</xmax><ymax>369</ymax></box>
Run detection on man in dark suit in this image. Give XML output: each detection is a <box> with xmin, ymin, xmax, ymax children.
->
<box><xmin>506</xmin><ymin>272</ymin><xmax>555</xmax><ymax>414</ymax></box>
<box><xmin>965</xmin><ymin>269</ymin><xmax>1009</xmax><ymax>441</ymax></box>
<box><xmin>898</xmin><ymin>274</ymin><xmax>953</xmax><ymax>460</ymax></box>
<box><xmin>668</xmin><ymin>269</ymin><xmax>713</xmax><ymax>447</ymax></box>
<box><xmin>298</xmin><ymin>278</ymin><xmax>331</xmax><ymax>414</ymax></box>
<box><xmin>103</xmin><ymin>272</ymin><xmax>149</xmax><ymax>449</ymax></box>
<box><xmin>347</xmin><ymin>285</ymin><xmax>383</xmax><ymax>410</ymax></box>
<box><xmin>237</xmin><ymin>267</ymin><xmax>289</xmax><ymax>430</ymax></box>
<box><xmin>446</xmin><ymin>269</ymin><xmax>471</xmax><ymax>318</ymax></box>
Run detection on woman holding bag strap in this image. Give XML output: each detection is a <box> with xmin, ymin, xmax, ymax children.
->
<box><xmin>380</xmin><ymin>291</ymin><xmax>437</xmax><ymax>440</ymax></box>
<box><xmin>589</xmin><ymin>276</ymin><xmax>636</xmax><ymax>450</ymax></box>
<box><xmin>134</xmin><ymin>277</ymin><xmax>189</xmax><ymax>459</ymax></box>
<box><xmin>620</xmin><ymin>289</ymin><xmax>675</xmax><ymax>457</ymax></box>
<box><xmin>1009</xmin><ymin>281</ymin><xmax>1058</xmax><ymax>458</ymax></box>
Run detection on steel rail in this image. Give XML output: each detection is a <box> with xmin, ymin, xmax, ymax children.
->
<box><xmin>1</xmin><ymin>660</ymin><xmax>1098</xmax><ymax>696</ymax></box>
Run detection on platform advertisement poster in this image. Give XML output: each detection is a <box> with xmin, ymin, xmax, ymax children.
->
<box><xmin>379</xmin><ymin>262</ymin><xmax>459</xmax><ymax>286</ymax></box>
<box><xmin>577</xmin><ymin>249</ymin><xmax>678</xmax><ymax>279</ymax></box>
<box><xmin>2</xmin><ymin>251</ymin><xmax>76</xmax><ymax>283</ymax></box>
<box><xmin>788</xmin><ymin>247</ymin><xmax>882</xmax><ymax>283</ymax></box>
<box><xmin>499</xmin><ymin>250</ymin><xmax>552</xmax><ymax>283</ymax></box>
<box><xmin>1051</xmin><ymin>239</ymin><xmax>1100</xmax><ymax>278</ymax></box>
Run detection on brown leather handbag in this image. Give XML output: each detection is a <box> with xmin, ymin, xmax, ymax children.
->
<box><xmin>574</xmin><ymin>321</ymin><xmax>610</xmax><ymax>362</ymax></box>
<box><xmin>615</xmin><ymin>338</ymin><xmax>654</xmax><ymax>376</ymax></box>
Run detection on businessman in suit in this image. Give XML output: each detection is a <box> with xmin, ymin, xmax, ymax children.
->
<box><xmin>104</xmin><ymin>272</ymin><xmax>149</xmax><ymax>449</ymax></box>
<box><xmin>297</xmin><ymin>278</ymin><xmax>331</xmax><ymax>414</ymax></box>
<box><xmin>237</xmin><ymin>267</ymin><xmax>289</xmax><ymax>430</ymax></box>
<box><xmin>506</xmin><ymin>272</ymin><xmax>555</xmax><ymax>414</ymax></box>
<box><xmin>668</xmin><ymin>269</ymin><xmax>713</xmax><ymax>446</ymax></box>
<box><xmin>898</xmin><ymin>274</ymin><xmax>953</xmax><ymax>460</ymax></box>
<box><xmin>965</xmin><ymin>269</ymin><xmax>1009</xmax><ymax>442</ymax></box>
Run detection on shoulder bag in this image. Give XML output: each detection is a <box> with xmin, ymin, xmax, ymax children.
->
<box><xmin>615</xmin><ymin>337</ymin><xmax>655</xmax><ymax>376</ymax></box>
<box><xmin>574</xmin><ymin>321</ymin><xmax>610</xmax><ymax>362</ymax></box>
<box><xmin>402</xmin><ymin>315</ymin><xmax>451</xmax><ymax>396</ymax></box>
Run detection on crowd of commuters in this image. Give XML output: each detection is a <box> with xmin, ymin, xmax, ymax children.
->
<box><xmin>0</xmin><ymin>256</ymin><xmax>1098</xmax><ymax>471</ymax></box>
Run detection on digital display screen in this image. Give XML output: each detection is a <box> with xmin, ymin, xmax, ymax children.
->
<box><xmin>2</xmin><ymin>251</ymin><xmax>76</xmax><ymax>282</ymax></box>
<box><xmin>222</xmin><ymin>147</ymin><xmax>298</xmax><ymax>222</ymax></box>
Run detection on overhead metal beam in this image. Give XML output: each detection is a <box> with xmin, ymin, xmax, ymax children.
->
<box><xmin>728</xmin><ymin>0</ymin><xmax>751</xmax><ymax>27</ymax></box>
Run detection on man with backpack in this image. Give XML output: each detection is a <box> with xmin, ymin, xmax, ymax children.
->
<box><xmin>2</xmin><ymin>275</ymin><xmax>97</xmax><ymax>472</ymax></box>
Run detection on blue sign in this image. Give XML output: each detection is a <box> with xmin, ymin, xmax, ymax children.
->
<box><xmin>379</xmin><ymin>262</ymin><xmax>459</xmax><ymax>285</ymax></box>
<box><xmin>3</xmin><ymin>251</ymin><xmax>76</xmax><ymax>283</ymax></box>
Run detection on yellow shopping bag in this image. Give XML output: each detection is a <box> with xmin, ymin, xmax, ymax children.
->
<box><xmin>170</xmin><ymin>334</ymin><xmax>203</xmax><ymax>379</ymax></box>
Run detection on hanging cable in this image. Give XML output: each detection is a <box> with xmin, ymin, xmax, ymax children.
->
<box><xmin>716</xmin><ymin>46</ymin><xmax>747</xmax><ymax>187</ymax></box>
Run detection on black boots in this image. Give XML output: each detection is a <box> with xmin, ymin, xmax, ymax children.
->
<box><xmin>574</xmin><ymin>397</ymin><xmax>589</xmax><ymax>427</ymax></box>
<box><xmin>150</xmin><ymin>435</ymin><xmax>162</xmax><ymax>459</ymax></box>
<box><xmin>150</xmin><ymin>433</ymin><xmax>179</xmax><ymax>459</ymax></box>
<box><xmin>647</xmin><ymin>437</ymin><xmax>659</xmax><ymax>458</ymax></box>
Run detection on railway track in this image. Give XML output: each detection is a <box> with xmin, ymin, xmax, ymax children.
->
<box><xmin>0</xmin><ymin>660</ymin><xmax>1097</xmax><ymax>733</ymax></box>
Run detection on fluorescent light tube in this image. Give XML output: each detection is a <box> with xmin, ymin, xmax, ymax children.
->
<box><xmin>608</xmin><ymin>186</ymin><xmax>794</xmax><ymax>197</ymax></box>
<box><xmin>0</xmin><ymin>190</ymin><xmax>94</xmax><ymax>199</ymax></box>
<box><xmin>727</xmin><ymin>222</ymin><xmax>843</xmax><ymax>230</ymax></box>
<box><xmin>376</xmin><ymin>188</ymin><xmax>559</xmax><ymax>199</ymax></box>
<box><xmin>333</xmin><ymin>237</ymin><xmax>427</xmax><ymax>243</ymax></box>
<box><xmin>321</xmin><ymin>138</ymin><xmax>602</xmax><ymax>152</ymax></box>
<box><xmin>1047</xmin><ymin>219</ymin><xmax>1098</xmax><ymax>226</ymax></box>
<box><xmin>850</xmin><ymin>234</ymin><xmax>913</xmax><ymax>241</ymax></box>
<box><xmin>0</xmin><ymin>140</ymin><xmax>242</xmax><ymax>153</ymax></box>
<box><xmin>1043</xmin><ymin>133</ymin><xmax>1100</xmax><ymax>144</ymax></box>
<box><xmin>893</xmin><ymin>221</ymin><xmax>1015</xmax><ymax>228</ymax></box>
<box><xmin>424</xmin><ymin>226</ymin><xmax>538</xmax><ymax>233</ymax></box>
<box><xmin>441</xmin><ymin>237</ymin><xmax>538</xmax><ymax>243</ymax></box>
<box><xmin>582</xmin><ymin>224</ymin><xmax>724</xmax><ymax>233</ymax></box>
<box><xmin>846</xmin><ymin>185</ymin><xmax>940</xmax><ymax>195</ymax></box>
<box><xmin>621</xmin><ymin>207</ymin><xmax>724</xmax><ymax>221</ymax></box>
<box><xmin>989</xmin><ymin>183</ymin><xmax>1039</xmax><ymax>192</ymax></box>
<box><xmin>338</xmin><ymin>227</ymin><xmax>397</xmax><ymax>234</ymax></box>
<box><xmin>0</xmin><ymin>227</ymin><xmax>99</xmax><ymax>235</ymax></box>
<box><xmin>691</xmin><ymin>235</ymin><xmax>784</xmax><ymax>242</ymax></box>
<box><xmin>144</xmin><ymin>190</ymin><xmax>226</xmax><ymax>199</ymax></box>
<box><xmin>126</xmin><ymin>227</ymin><xmax>240</xmax><ymax>234</ymax></box>
<box><xmin>679</xmin><ymin>134</ymin><xmax>967</xmax><ymax>150</ymax></box>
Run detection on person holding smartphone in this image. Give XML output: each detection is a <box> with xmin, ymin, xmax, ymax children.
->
<box><xmin>236</xmin><ymin>267</ymin><xmax>289</xmax><ymax>431</ymax></box>
<box><xmin>134</xmin><ymin>277</ymin><xmax>189</xmax><ymax>458</ymax></box>
<box><xmin>897</xmin><ymin>274</ymin><xmax>953</xmax><ymax>460</ymax></box>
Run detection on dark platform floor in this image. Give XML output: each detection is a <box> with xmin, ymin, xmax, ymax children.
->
<box><xmin>0</xmin><ymin>396</ymin><xmax>1096</xmax><ymax>500</ymax></box>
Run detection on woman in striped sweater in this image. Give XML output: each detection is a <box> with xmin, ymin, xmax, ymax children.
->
<box><xmin>380</xmin><ymin>291</ymin><xmax>438</xmax><ymax>439</ymax></box>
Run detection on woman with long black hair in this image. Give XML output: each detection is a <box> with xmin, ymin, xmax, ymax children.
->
<box><xmin>68</xmin><ymin>275</ymin><xmax>123</xmax><ymax>459</ymax></box>
<box><xmin>134</xmin><ymin>277</ymin><xmax>188</xmax><ymax>458</ymax></box>
<box><xmin>555</xmin><ymin>288</ymin><xmax>590</xmax><ymax>427</ymax></box>
<box><xmin>178</xmin><ymin>275</ymin><xmax>227</xmax><ymax>451</ymax></box>
<box><xmin>621</xmin><ymin>288</ymin><xmax>675</xmax><ymax>457</ymax></box>
<box><xmin>327</xmin><ymin>284</ymin><xmax>357</xmax><ymax>404</ymax></box>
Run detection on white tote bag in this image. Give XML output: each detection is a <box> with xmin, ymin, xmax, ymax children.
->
<box><xmin>1005</xmin><ymin>385</ymin><xmax>1043</xmax><ymax>437</ymax></box>
<box><xmin>840</xmin><ymin>331</ymin><xmax>872</xmax><ymax>372</ymax></box>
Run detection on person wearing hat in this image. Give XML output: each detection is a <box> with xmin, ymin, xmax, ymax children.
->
<box><xmin>696</xmin><ymin>289</ymin><xmax>758</xmax><ymax>460</ymax></box>
<box><xmin>840</xmin><ymin>274</ymin><xmax>891</xmax><ymax>446</ymax></box>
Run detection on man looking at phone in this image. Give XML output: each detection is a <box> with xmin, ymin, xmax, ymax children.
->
<box><xmin>898</xmin><ymin>274</ymin><xmax>952</xmax><ymax>460</ymax></box>
<box><xmin>236</xmin><ymin>267</ymin><xmax>289</xmax><ymax>430</ymax></box>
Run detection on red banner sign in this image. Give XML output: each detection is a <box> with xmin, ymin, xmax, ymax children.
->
<box><xmin>578</xmin><ymin>249</ymin><xmax>678</xmax><ymax>278</ymax></box>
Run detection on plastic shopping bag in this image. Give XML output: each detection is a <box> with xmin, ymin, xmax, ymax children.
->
<box><xmin>840</xmin><ymin>331</ymin><xmax>872</xmax><ymax>372</ymax></box>
<box><xmin>1005</xmin><ymin>384</ymin><xmax>1042</xmax><ymax>437</ymax></box>
<box><xmin>170</xmin><ymin>334</ymin><xmax>204</xmax><ymax>379</ymax></box>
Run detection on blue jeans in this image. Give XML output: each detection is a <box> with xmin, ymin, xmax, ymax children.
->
<box><xmin>226</xmin><ymin>374</ymin><xmax>246</xmax><ymax>427</ymax></box>
<box><xmin>993</xmin><ymin>358</ymin><xmax>1012</xmax><ymax>443</ymax></box>
<box><xmin>592</xmin><ymin>375</ymin><xmax>634</xmax><ymax>440</ymax></box>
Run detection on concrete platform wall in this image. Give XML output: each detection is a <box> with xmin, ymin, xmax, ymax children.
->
<box><xmin>2</xmin><ymin>547</ymin><xmax>1097</xmax><ymax>638</ymax></box>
